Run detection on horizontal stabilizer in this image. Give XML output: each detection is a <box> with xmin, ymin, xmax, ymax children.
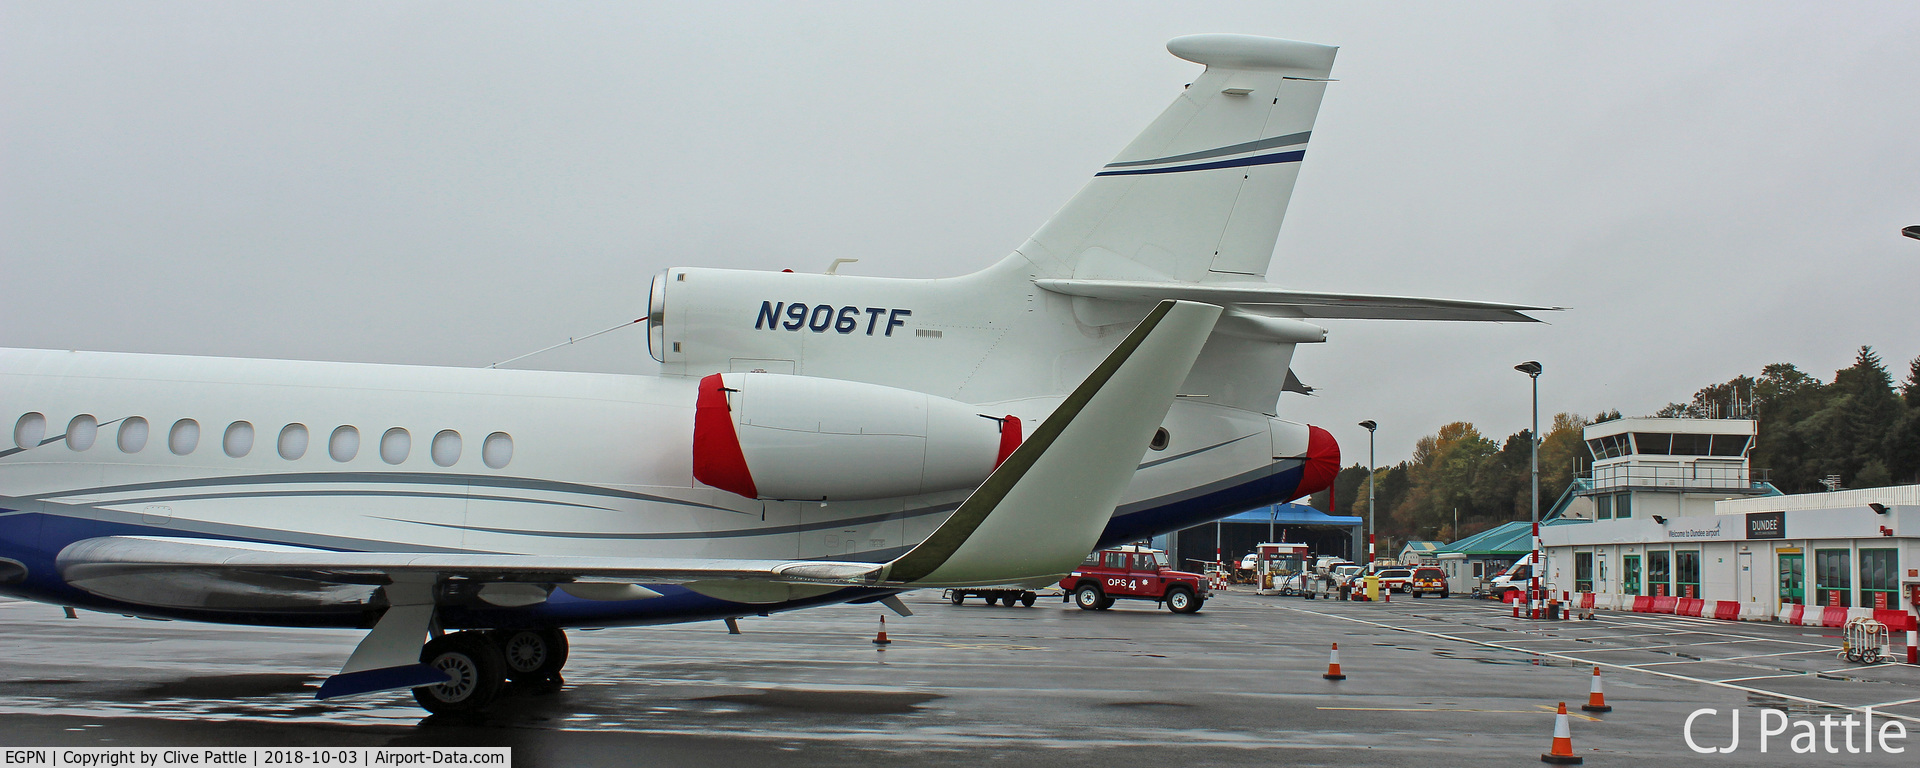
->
<box><xmin>1036</xmin><ymin>279</ymin><xmax>1557</xmax><ymax>322</ymax></box>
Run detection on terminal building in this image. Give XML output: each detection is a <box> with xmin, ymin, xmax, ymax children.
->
<box><xmin>1540</xmin><ymin>417</ymin><xmax>1919</xmax><ymax>619</ymax></box>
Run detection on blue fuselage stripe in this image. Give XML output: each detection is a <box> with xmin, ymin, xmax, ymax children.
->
<box><xmin>1093</xmin><ymin>149</ymin><xmax>1305</xmax><ymax>177</ymax></box>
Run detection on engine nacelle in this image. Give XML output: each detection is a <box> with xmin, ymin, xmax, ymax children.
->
<box><xmin>692</xmin><ymin>372</ymin><xmax>1020</xmax><ymax>501</ymax></box>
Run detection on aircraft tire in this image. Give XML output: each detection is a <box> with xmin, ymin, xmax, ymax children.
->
<box><xmin>415</xmin><ymin>632</ymin><xmax>508</xmax><ymax>714</ymax></box>
<box><xmin>1074</xmin><ymin>584</ymin><xmax>1105</xmax><ymax>611</ymax></box>
<box><xmin>493</xmin><ymin>628</ymin><xmax>568</xmax><ymax>682</ymax></box>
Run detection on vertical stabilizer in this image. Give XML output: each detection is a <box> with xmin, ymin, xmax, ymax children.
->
<box><xmin>1015</xmin><ymin>34</ymin><xmax>1336</xmax><ymax>283</ymax></box>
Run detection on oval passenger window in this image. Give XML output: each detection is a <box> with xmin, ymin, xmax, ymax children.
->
<box><xmin>278</xmin><ymin>423</ymin><xmax>309</xmax><ymax>460</ymax></box>
<box><xmin>380</xmin><ymin>427</ymin><xmax>410</xmax><ymax>465</ymax></box>
<box><xmin>68</xmin><ymin>415</ymin><xmax>99</xmax><ymax>452</ymax></box>
<box><xmin>169</xmin><ymin>419</ymin><xmax>200</xmax><ymax>456</ymax></box>
<box><xmin>431</xmin><ymin>429</ymin><xmax>462</xmax><ymax>467</ymax></box>
<box><xmin>118</xmin><ymin>417</ymin><xmax>149</xmax><ymax>453</ymax></box>
<box><xmin>13</xmin><ymin>412</ymin><xmax>46</xmax><ymax>450</ymax></box>
<box><xmin>482</xmin><ymin>432</ymin><xmax>513</xmax><ymax>469</ymax></box>
<box><xmin>224</xmin><ymin>421</ymin><xmax>254</xmax><ymax>458</ymax></box>
<box><xmin>329</xmin><ymin>426</ymin><xmax>360</xmax><ymax>463</ymax></box>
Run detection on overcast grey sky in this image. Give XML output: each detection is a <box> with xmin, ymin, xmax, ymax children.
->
<box><xmin>5</xmin><ymin>2</ymin><xmax>1918</xmax><ymax>465</ymax></box>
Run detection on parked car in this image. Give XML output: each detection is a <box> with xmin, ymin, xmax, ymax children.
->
<box><xmin>1059</xmin><ymin>545</ymin><xmax>1209</xmax><ymax>613</ymax></box>
<box><xmin>1410</xmin><ymin>566</ymin><xmax>1449</xmax><ymax>598</ymax></box>
<box><xmin>1375</xmin><ymin>568</ymin><xmax>1414</xmax><ymax>593</ymax></box>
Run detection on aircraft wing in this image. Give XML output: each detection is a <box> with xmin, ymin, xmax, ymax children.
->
<box><xmin>56</xmin><ymin>535</ymin><xmax>887</xmax><ymax>609</ymax></box>
<box><xmin>1034</xmin><ymin>278</ymin><xmax>1558</xmax><ymax>322</ymax></box>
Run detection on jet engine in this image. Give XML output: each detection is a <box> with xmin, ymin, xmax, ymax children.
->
<box><xmin>691</xmin><ymin>372</ymin><xmax>1020</xmax><ymax>501</ymax></box>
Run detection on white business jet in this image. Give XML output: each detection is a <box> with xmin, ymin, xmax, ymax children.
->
<box><xmin>0</xmin><ymin>34</ymin><xmax>1549</xmax><ymax>713</ymax></box>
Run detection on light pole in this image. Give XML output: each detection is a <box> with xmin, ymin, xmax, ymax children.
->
<box><xmin>1515</xmin><ymin>361</ymin><xmax>1542</xmax><ymax>618</ymax></box>
<box><xmin>1358</xmin><ymin>420</ymin><xmax>1377</xmax><ymax>566</ymax></box>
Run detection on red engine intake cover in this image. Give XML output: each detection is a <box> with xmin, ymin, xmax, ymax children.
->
<box><xmin>1294</xmin><ymin>425</ymin><xmax>1340</xmax><ymax>500</ymax></box>
<box><xmin>691</xmin><ymin>373</ymin><xmax>757</xmax><ymax>498</ymax></box>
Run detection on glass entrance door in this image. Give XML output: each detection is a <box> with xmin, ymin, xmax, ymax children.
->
<box><xmin>1623</xmin><ymin>555</ymin><xmax>1641</xmax><ymax>596</ymax></box>
<box><xmin>1778</xmin><ymin>553</ymin><xmax>1804</xmax><ymax>606</ymax></box>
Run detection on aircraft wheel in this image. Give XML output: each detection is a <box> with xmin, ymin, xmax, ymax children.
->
<box><xmin>414</xmin><ymin>632</ymin><xmax>507</xmax><ymax>714</ymax></box>
<box><xmin>1074</xmin><ymin>584</ymin><xmax>1105</xmax><ymax>611</ymax></box>
<box><xmin>493</xmin><ymin>628</ymin><xmax>568</xmax><ymax>682</ymax></box>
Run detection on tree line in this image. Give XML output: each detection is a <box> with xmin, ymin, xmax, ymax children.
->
<box><xmin>1309</xmin><ymin>347</ymin><xmax>1920</xmax><ymax>554</ymax></box>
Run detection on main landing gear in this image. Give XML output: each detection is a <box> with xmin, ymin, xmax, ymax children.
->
<box><xmin>413</xmin><ymin>628</ymin><xmax>569</xmax><ymax>714</ymax></box>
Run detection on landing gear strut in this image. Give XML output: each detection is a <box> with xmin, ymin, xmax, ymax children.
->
<box><xmin>412</xmin><ymin>628</ymin><xmax>569</xmax><ymax>714</ymax></box>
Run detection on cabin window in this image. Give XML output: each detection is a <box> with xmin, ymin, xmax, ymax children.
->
<box><xmin>482</xmin><ymin>432</ymin><xmax>513</xmax><ymax>469</ymax></box>
<box><xmin>329</xmin><ymin>426</ymin><xmax>360</xmax><ymax>462</ymax></box>
<box><xmin>67</xmin><ymin>414</ymin><xmax>98</xmax><ymax>451</ymax></box>
<box><xmin>168</xmin><ymin>419</ymin><xmax>200</xmax><ymax>456</ymax></box>
<box><xmin>380</xmin><ymin>427</ymin><xmax>410</xmax><ymax>465</ymax></box>
<box><xmin>431</xmin><ymin>430</ymin><xmax>462</xmax><ymax>467</ymax></box>
<box><xmin>223</xmin><ymin>421</ymin><xmax>254</xmax><ymax>458</ymax></box>
<box><xmin>14</xmin><ymin>413</ymin><xmax>46</xmax><ymax>449</ymax></box>
<box><xmin>278</xmin><ymin>423</ymin><xmax>309</xmax><ymax>460</ymax></box>
<box><xmin>118</xmin><ymin>417</ymin><xmax>149</xmax><ymax>453</ymax></box>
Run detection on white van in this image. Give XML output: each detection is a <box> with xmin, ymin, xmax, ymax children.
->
<box><xmin>1485</xmin><ymin>552</ymin><xmax>1540</xmax><ymax>600</ymax></box>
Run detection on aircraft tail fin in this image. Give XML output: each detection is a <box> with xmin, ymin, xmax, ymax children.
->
<box><xmin>1015</xmin><ymin>34</ymin><xmax>1337</xmax><ymax>284</ymax></box>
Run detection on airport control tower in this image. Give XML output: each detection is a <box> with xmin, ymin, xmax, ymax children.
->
<box><xmin>1568</xmin><ymin>417</ymin><xmax>1773</xmax><ymax>521</ymax></box>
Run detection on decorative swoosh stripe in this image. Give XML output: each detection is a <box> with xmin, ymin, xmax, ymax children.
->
<box><xmin>1103</xmin><ymin>131</ymin><xmax>1310</xmax><ymax>169</ymax></box>
<box><xmin>1138</xmin><ymin>432</ymin><xmax>1260</xmax><ymax>470</ymax></box>
<box><xmin>389</xmin><ymin>500</ymin><xmax>962</xmax><ymax>541</ymax></box>
<box><xmin>105</xmin><ymin>489</ymin><xmax>614</xmax><ymax>511</ymax></box>
<box><xmin>1095</xmin><ymin>149</ymin><xmax>1304</xmax><ymax>177</ymax></box>
<box><xmin>19</xmin><ymin>471</ymin><xmax>738</xmax><ymax>514</ymax></box>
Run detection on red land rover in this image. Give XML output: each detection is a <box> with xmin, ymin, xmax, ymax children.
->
<box><xmin>1058</xmin><ymin>545</ymin><xmax>1209</xmax><ymax>614</ymax></box>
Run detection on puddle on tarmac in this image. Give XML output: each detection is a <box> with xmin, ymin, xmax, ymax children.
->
<box><xmin>1429</xmin><ymin>650</ymin><xmax>1573</xmax><ymax>667</ymax></box>
<box><xmin>1745</xmin><ymin>694</ymin><xmax>1853</xmax><ymax>716</ymax></box>
<box><xmin>695</xmin><ymin>689</ymin><xmax>943</xmax><ymax>715</ymax></box>
<box><xmin>1104</xmin><ymin>701</ymin><xmax>1193</xmax><ymax>711</ymax></box>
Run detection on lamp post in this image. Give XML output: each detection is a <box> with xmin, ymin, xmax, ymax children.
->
<box><xmin>1358</xmin><ymin>420</ymin><xmax>1377</xmax><ymax>566</ymax></box>
<box><xmin>1514</xmin><ymin>361</ymin><xmax>1542</xmax><ymax>618</ymax></box>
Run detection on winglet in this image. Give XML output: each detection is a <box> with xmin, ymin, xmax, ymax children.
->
<box><xmin>881</xmin><ymin>300</ymin><xmax>1222</xmax><ymax>586</ymax></box>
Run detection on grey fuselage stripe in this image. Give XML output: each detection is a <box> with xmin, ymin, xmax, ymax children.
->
<box><xmin>395</xmin><ymin>501</ymin><xmax>962</xmax><ymax>541</ymax></box>
<box><xmin>17</xmin><ymin>471</ymin><xmax>739</xmax><ymax>514</ymax></box>
<box><xmin>99</xmin><ymin>489</ymin><xmax>615</xmax><ymax>511</ymax></box>
<box><xmin>1102</xmin><ymin>131</ymin><xmax>1311</xmax><ymax>170</ymax></box>
<box><xmin>1138</xmin><ymin>433</ymin><xmax>1260</xmax><ymax>470</ymax></box>
<box><xmin>5</xmin><ymin>495</ymin><xmax>488</xmax><ymax>554</ymax></box>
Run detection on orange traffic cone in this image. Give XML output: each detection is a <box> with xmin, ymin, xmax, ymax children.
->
<box><xmin>1322</xmin><ymin>643</ymin><xmax>1346</xmax><ymax>680</ymax></box>
<box><xmin>872</xmin><ymin>615</ymin><xmax>892</xmax><ymax>646</ymax></box>
<box><xmin>1540</xmin><ymin>701</ymin><xmax>1583</xmax><ymax>764</ymax></box>
<box><xmin>1580</xmin><ymin>667</ymin><xmax>1611</xmax><ymax>713</ymax></box>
